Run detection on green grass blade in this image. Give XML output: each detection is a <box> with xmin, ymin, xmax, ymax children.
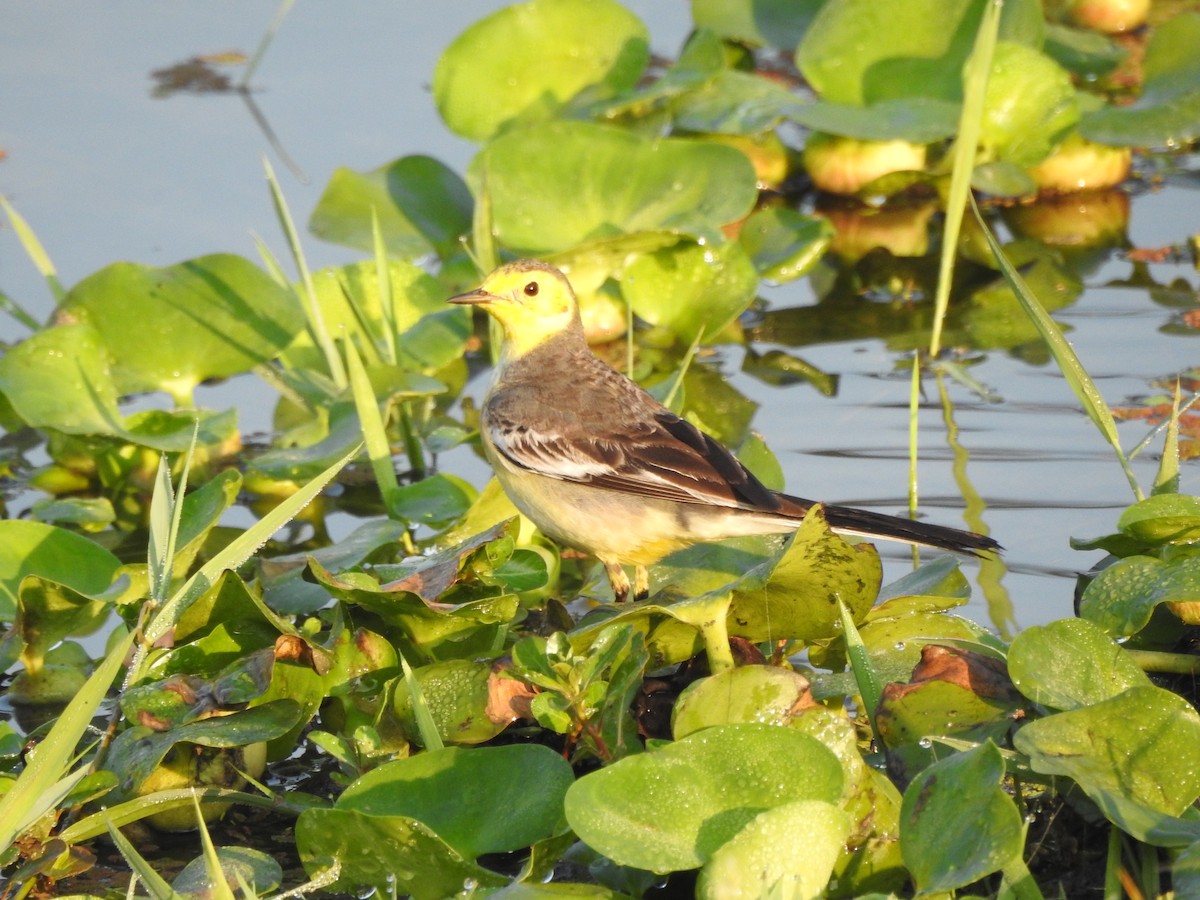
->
<box><xmin>141</xmin><ymin>442</ymin><xmax>361</xmax><ymax>650</ymax></box>
<box><xmin>928</xmin><ymin>0</ymin><xmax>1001</xmax><ymax>357</ymax></box>
<box><xmin>0</xmin><ymin>629</ymin><xmax>136</xmax><ymax>854</ymax></box>
<box><xmin>251</xmin><ymin>233</ymin><xmax>293</xmax><ymax>290</ymax></box>
<box><xmin>399</xmin><ymin>650</ymin><xmax>444</xmax><ymax>751</ymax></box>
<box><xmin>337</xmin><ymin>275</ymin><xmax>386</xmax><ymax>367</ymax></box>
<box><xmin>1153</xmin><ymin>381</ymin><xmax>1181</xmax><ymax>495</ymax></box>
<box><xmin>838</xmin><ymin>597</ymin><xmax>882</xmax><ymax>746</ymax></box>
<box><xmin>106</xmin><ymin>814</ymin><xmax>186</xmax><ymax>900</ymax></box>
<box><xmin>344</xmin><ymin>335</ymin><xmax>400</xmax><ymax>509</ymax></box>
<box><xmin>195</xmin><ymin>794</ymin><xmax>238</xmax><ymax>900</ymax></box>
<box><xmin>907</xmin><ymin>353</ymin><xmax>920</xmax><ymax>520</ymax></box>
<box><xmin>147</xmin><ymin>424</ymin><xmax>196</xmax><ymax>602</ymax></box>
<box><xmin>0</xmin><ymin>195</ymin><xmax>66</xmax><ymax>306</ymax></box>
<box><xmin>1000</xmin><ymin>852</ymin><xmax>1047</xmax><ymax>900</ymax></box>
<box><xmin>471</xmin><ymin>166</ymin><xmax>498</xmax><ymax>276</ymax></box>
<box><xmin>263</xmin><ymin>157</ymin><xmax>347</xmax><ymax>389</ymax></box>
<box><xmin>147</xmin><ymin>455</ymin><xmax>175</xmax><ymax>602</ymax></box>
<box><xmin>971</xmin><ymin>196</ymin><xmax>1142</xmax><ymax>500</ymax></box>
<box><xmin>371</xmin><ymin>208</ymin><xmax>398</xmax><ymax>366</ymax></box>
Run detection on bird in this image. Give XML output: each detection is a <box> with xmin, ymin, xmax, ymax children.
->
<box><xmin>449</xmin><ymin>259</ymin><xmax>1000</xmax><ymax>602</ymax></box>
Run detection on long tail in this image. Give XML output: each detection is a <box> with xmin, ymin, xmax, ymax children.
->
<box><xmin>780</xmin><ymin>495</ymin><xmax>1001</xmax><ymax>557</ymax></box>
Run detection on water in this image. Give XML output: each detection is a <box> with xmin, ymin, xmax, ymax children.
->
<box><xmin>2</xmin><ymin>2</ymin><xmax>1198</xmax><ymax>635</ymax></box>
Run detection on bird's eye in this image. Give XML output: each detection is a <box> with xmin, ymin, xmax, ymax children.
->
<box><xmin>523</xmin><ymin>281</ymin><xmax>539</xmax><ymax>297</ymax></box>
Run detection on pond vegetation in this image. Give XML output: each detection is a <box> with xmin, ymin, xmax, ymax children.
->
<box><xmin>2</xmin><ymin>0</ymin><xmax>1200</xmax><ymax>896</ymax></box>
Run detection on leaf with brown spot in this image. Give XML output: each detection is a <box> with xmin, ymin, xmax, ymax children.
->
<box><xmin>486</xmin><ymin>662</ymin><xmax>537</xmax><ymax>725</ymax></box>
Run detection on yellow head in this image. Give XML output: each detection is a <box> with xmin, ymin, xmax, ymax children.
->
<box><xmin>449</xmin><ymin>259</ymin><xmax>582</xmax><ymax>359</ymax></box>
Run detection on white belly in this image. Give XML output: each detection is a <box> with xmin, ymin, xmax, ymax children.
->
<box><xmin>485</xmin><ymin>442</ymin><xmax>797</xmax><ymax>567</ymax></box>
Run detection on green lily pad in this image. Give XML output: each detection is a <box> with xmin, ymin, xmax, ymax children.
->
<box><xmin>1007</xmin><ymin>618</ymin><xmax>1151</xmax><ymax>710</ymax></box>
<box><xmin>672</xmin><ymin>69</ymin><xmax>804</xmax><ymax>135</ymax></box>
<box><xmin>728</xmin><ymin>509</ymin><xmax>882</xmax><ymax>645</ymax></box>
<box><xmin>104</xmin><ymin>700</ymin><xmax>301</xmax><ymax>793</ymax></box>
<box><xmin>737</xmin><ymin>207</ymin><xmax>834</xmax><ymax>284</ymax></box>
<box><xmin>875</xmin><ymin>678</ymin><xmax>1019</xmax><ymax>750</ymax></box>
<box><xmin>797</xmin><ymin>0</ymin><xmax>1042</xmax><ymax>107</ymax></box>
<box><xmin>388</xmin><ymin>473</ymin><xmax>477</xmax><ymax>530</ymax></box>
<box><xmin>1043</xmin><ymin>22</ymin><xmax>1126</xmax><ymax>78</ymax></box>
<box><xmin>1117</xmin><ymin>493</ymin><xmax>1200</xmax><ymax>545</ymax></box>
<box><xmin>672</xmin><ymin>665</ymin><xmax>814</xmax><ymax>739</ymax></box>
<box><xmin>0</xmin><ymin>519</ymin><xmax>121</xmax><ymax>623</ymax></box>
<box><xmin>900</xmin><ymin>741</ymin><xmax>1024</xmax><ymax>893</ymax></box>
<box><xmin>1078</xmin><ymin>553</ymin><xmax>1200</xmax><ymax>637</ymax></box>
<box><xmin>876</xmin><ymin>555</ymin><xmax>970</xmax><ymax>603</ymax></box>
<box><xmin>57</xmin><ymin>254</ymin><xmax>303</xmax><ymax>404</ymax></box>
<box><xmin>309</xmin><ymin>156</ymin><xmax>473</xmax><ymax>259</ymax></box>
<box><xmin>697</xmin><ymin>799</ymin><xmax>852</xmax><ymax>899</ymax></box>
<box><xmin>1081</xmin><ymin>12</ymin><xmax>1200</xmax><ymax>148</ymax></box>
<box><xmin>433</xmin><ymin>0</ymin><xmax>649</xmax><ymax>141</ymax></box>
<box><xmin>470</xmin><ymin>121</ymin><xmax>758</xmax><ymax>254</ymax></box>
<box><xmin>1014</xmin><ymin>685</ymin><xmax>1200</xmax><ymax>818</ymax></box>
<box><xmin>308</xmin><ymin>551</ymin><xmax>521</xmax><ymax>659</ymax></box>
<box><xmin>564</xmin><ymin>724</ymin><xmax>844</xmax><ymax>873</ymax></box>
<box><xmin>592</xmin><ymin>28</ymin><xmax>725</xmax><ymax>124</ymax></box>
<box><xmin>296</xmin><ymin>807</ymin><xmax>507</xmax><ymax>898</ymax></box>
<box><xmin>789</xmin><ymin>98</ymin><xmax>960</xmax><ymax>143</ymax></box>
<box><xmin>337</xmin><ymin>744</ymin><xmax>574</xmax><ymax>857</ymax></box>
<box><xmin>797</xmin><ymin>0</ymin><xmax>981</xmax><ymax>106</ymax></box>
<box><xmin>691</xmin><ymin>0</ymin><xmax>823</xmax><ymax>51</ymax></box>
<box><xmin>392</xmin><ymin>658</ymin><xmax>507</xmax><ymax>746</ymax></box>
<box><xmin>0</xmin><ymin>322</ymin><xmax>124</xmax><ymax>437</ymax></box>
<box><xmin>621</xmin><ymin>240</ymin><xmax>758</xmax><ymax>345</ymax></box>
<box><xmin>172</xmin><ymin>847</ymin><xmax>282</xmax><ymax>897</ymax></box>
<box><xmin>979</xmin><ymin>42</ymin><xmax>1079</xmax><ymax>166</ymax></box>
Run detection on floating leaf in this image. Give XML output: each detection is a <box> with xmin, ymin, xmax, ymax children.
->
<box><xmin>797</xmin><ymin>0</ymin><xmax>982</xmax><ymax>106</ymax></box>
<box><xmin>434</xmin><ymin>0</ymin><xmax>649</xmax><ymax>141</ymax></box>
<box><xmin>788</xmin><ymin>98</ymin><xmax>960</xmax><ymax>143</ymax></box>
<box><xmin>672</xmin><ymin>665</ymin><xmax>814</xmax><ymax>739</ymax></box>
<box><xmin>104</xmin><ymin>700</ymin><xmax>301</xmax><ymax>794</ymax></box>
<box><xmin>337</xmin><ymin>744</ymin><xmax>574</xmax><ymax>858</ymax></box>
<box><xmin>1081</xmin><ymin>12</ymin><xmax>1200</xmax><ymax>147</ymax></box>
<box><xmin>1014</xmin><ymin>686</ymin><xmax>1200</xmax><ymax>819</ymax></box>
<box><xmin>691</xmin><ymin>0</ymin><xmax>823</xmax><ymax>50</ymax></box>
<box><xmin>1043</xmin><ymin>21</ymin><xmax>1126</xmax><ymax>78</ymax></box>
<box><xmin>565</xmin><ymin>724</ymin><xmax>843</xmax><ymax>873</ymax></box>
<box><xmin>172</xmin><ymin>847</ymin><xmax>282</xmax><ymax>897</ymax></box>
<box><xmin>392</xmin><ymin>659</ymin><xmax>508</xmax><ymax>745</ymax></box>
<box><xmin>471</xmin><ymin>121</ymin><xmax>758</xmax><ymax>254</ymax></box>
<box><xmin>728</xmin><ymin>508</ymin><xmax>882</xmax><ymax>645</ymax></box>
<box><xmin>296</xmin><ymin>808</ymin><xmax>506</xmax><ymax>898</ymax></box>
<box><xmin>1007</xmin><ymin>618</ymin><xmax>1151</xmax><ymax>710</ymax></box>
<box><xmin>737</xmin><ymin>207</ymin><xmax>834</xmax><ymax>283</ymax></box>
<box><xmin>0</xmin><ymin>323</ymin><xmax>124</xmax><ymax>436</ymax></box>
<box><xmin>672</xmin><ymin>69</ymin><xmax>803</xmax><ymax>135</ymax></box>
<box><xmin>697</xmin><ymin>800</ymin><xmax>852</xmax><ymax>899</ymax></box>
<box><xmin>0</xmin><ymin>520</ymin><xmax>120</xmax><ymax>623</ymax></box>
<box><xmin>901</xmin><ymin>741</ymin><xmax>1024</xmax><ymax>893</ymax></box>
<box><xmin>621</xmin><ymin>240</ymin><xmax>758</xmax><ymax>345</ymax></box>
<box><xmin>1117</xmin><ymin>493</ymin><xmax>1200</xmax><ymax>545</ymax></box>
<box><xmin>1078</xmin><ymin>553</ymin><xmax>1200</xmax><ymax>637</ymax></box>
<box><xmin>979</xmin><ymin>42</ymin><xmax>1079</xmax><ymax>165</ymax></box>
<box><xmin>309</xmin><ymin>156</ymin><xmax>473</xmax><ymax>259</ymax></box>
<box><xmin>57</xmin><ymin>254</ymin><xmax>303</xmax><ymax>403</ymax></box>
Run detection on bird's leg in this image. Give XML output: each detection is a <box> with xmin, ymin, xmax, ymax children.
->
<box><xmin>633</xmin><ymin>565</ymin><xmax>650</xmax><ymax>602</ymax></box>
<box><xmin>604</xmin><ymin>560</ymin><xmax>631</xmax><ymax>603</ymax></box>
